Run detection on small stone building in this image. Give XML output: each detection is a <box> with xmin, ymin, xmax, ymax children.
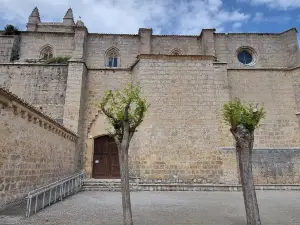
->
<box><xmin>1</xmin><ymin>7</ymin><xmax>300</xmax><ymax>185</ymax></box>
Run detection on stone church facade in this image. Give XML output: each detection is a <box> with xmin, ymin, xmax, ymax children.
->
<box><xmin>1</xmin><ymin>7</ymin><xmax>300</xmax><ymax>185</ymax></box>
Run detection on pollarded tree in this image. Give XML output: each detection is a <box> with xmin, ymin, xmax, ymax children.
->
<box><xmin>99</xmin><ymin>84</ymin><xmax>148</xmax><ymax>225</ymax></box>
<box><xmin>222</xmin><ymin>99</ymin><xmax>265</xmax><ymax>225</ymax></box>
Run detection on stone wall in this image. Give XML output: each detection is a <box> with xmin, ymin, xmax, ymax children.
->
<box><xmin>63</xmin><ymin>62</ymin><xmax>87</xmax><ymax>133</ymax></box>
<box><xmin>215</xmin><ymin>29</ymin><xmax>298</xmax><ymax>69</ymax></box>
<box><xmin>130</xmin><ymin>55</ymin><xmax>232</xmax><ymax>184</ymax></box>
<box><xmin>84</xmin><ymin>56</ymin><xmax>300</xmax><ymax>185</ymax></box>
<box><xmin>252</xmin><ymin>148</ymin><xmax>300</xmax><ymax>184</ymax></box>
<box><xmin>35</xmin><ymin>24</ymin><xmax>75</xmax><ymax>33</ymax></box>
<box><xmin>0</xmin><ymin>87</ymin><xmax>78</xmax><ymax>211</ymax></box>
<box><xmin>85</xmin><ymin>69</ymin><xmax>132</xmax><ymax>129</ymax></box>
<box><xmin>0</xmin><ymin>64</ymin><xmax>68</xmax><ymax>121</ymax></box>
<box><xmin>0</xmin><ymin>35</ymin><xmax>20</xmax><ymax>63</ymax></box>
<box><xmin>86</xmin><ymin>34</ymin><xmax>139</xmax><ymax>68</ymax></box>
<box><xmin>222</xmin><ymin>148</ymin><xmax>300</xmax><ymax>184</ymax></box>
<box><xmin>19</xmin><ymin>32</ymin><xmax>74</xmax><ymax>60</ymax></box>
<box><xmin>281</xmin><ymin>29</ymin><xmax>299</xmax><ymax>68</ymax></box>
<box><xmin>84</xmin><ymin>69</ymin><xmax>132</xmax><ymax>176</ymax></box>
<box><xmin>128</xmin><ymin>57</ymin><xmax>300</xmax><ymax>185</ymax></box>
<box><xmin>226</xmin><ymin>68</ymin><xmax>300</xmax><ymax>184</ymax></box>
<box><xmin>151</xmin><ymin>36</ymin><xmax>202</xmax><ymax>55</ymax></box>
<box><xmin>228</xmin><ymin>69</ymin><xmax>300</xmax><ymax>147</ymax></box>
<box><xmin>292</xmin><ymin>67</ymin><xmax>300</xmax><ymax>110</ymax></box>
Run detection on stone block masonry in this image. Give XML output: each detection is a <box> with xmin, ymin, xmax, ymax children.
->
<box><xmin>0</xmin><ymin>7</ymin><xmax>299</xmax><ymax>187</ymax></box>
<box><xmin>19</xmin><ymin>32</ymin><xmax>74</xmax><ymax>61</ymax></box>
<box><xmin>83</xmin><ymin>69</ymin><xmax>132</xmax><ymax>177</ymax></box>
<box><xmin>0</xmin><ymin>35</ymin><xmax>20</xmax><ymax>63</ymax></box>
<box><xmin>63</xmin><ymin>61</ymin><xmax>87</xmax><ymax>133</ymax></box>
<box><xmin>0</xmin><ymin>64</ymin><xmax>68</xmax><ymax>122</ymax></box>
<box><xmin>228</xmin><ymin>69</ymin><xmax>300</xmax><ymax>147</ymax></box>
<box><xmin>130</xmin><ymin>55</ymin><xmax>232</xmax><ymax>184</ymax></box>
<box><xmin>222</xmin><ymin>148</ymin><xmax>300</xmax><ymax>184</ymax></box>
<box><xmin>0</xmin><ymin>87</ymin><xmax>79</xmax><ymax>211</ymax></box>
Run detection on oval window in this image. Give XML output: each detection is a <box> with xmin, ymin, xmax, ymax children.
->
<box><xmin>238</xmin><ymin>50</ymin><xmax>253</xmax><ymax>65</ymax></box>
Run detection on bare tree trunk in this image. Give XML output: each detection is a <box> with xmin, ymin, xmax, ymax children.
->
<box><xmin>118</xmin><ymin>144</ymin><xmax>133</xmax><ymax>225</ymax></box>
<box><xmin>117</xmin><ymin>114</ymin><xmax>133</xmax><ymax>225</ymax></box>
<box><xmin>233</xmin><ymin>125</ymin><xmax>261</xmax><ymax>225</ymax></box>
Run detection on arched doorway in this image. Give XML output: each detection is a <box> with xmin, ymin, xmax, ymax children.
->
<box><xmin>92</xmin><ymin>136</ymin><xmax>120</xmax><ymax>179</ymax></box>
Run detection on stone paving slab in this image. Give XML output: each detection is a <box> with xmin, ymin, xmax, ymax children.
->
<box><xmin>3</xmin><ymin>191</ymin><xmax>300</xmax><ymax>225</ymax></box>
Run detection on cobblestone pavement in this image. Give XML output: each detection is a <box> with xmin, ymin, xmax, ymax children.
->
<box><xmin>8</xmin><ymin>191</ymin><xmax>300</xmax><ymax>225</ymax></box>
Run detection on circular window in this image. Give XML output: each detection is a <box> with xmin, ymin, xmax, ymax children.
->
<box><xmin>237</xmin><ymin>50</ymin><xmax>253</xmax><ymax>65</ymax></box>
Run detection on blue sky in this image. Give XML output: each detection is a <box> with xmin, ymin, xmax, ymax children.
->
<box><xmin>0</xmin><ymin>0</ymin><xmax>299</xmax><ymax>43</ymax></box>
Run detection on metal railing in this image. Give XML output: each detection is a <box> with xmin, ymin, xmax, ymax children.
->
<box><xmin>26</xmin><ymin>171</ymin><xmax>86</xmax><ymax>217</ymax></box>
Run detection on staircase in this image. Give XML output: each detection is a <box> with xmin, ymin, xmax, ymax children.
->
<box><xmin>82</xmin><ymin>179</ymin><xmax>139</xmax><ymax>191</ymax></box>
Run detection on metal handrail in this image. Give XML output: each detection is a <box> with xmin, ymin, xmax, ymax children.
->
<box><xmin>26</xmin><ymin>171</ymin><xmax>86</xmax><ymax>217</ymax></box>
<box><xmin>28</xmin><ymin>172</ymin><xmax>84</xmax><ymax>195</ymax></box>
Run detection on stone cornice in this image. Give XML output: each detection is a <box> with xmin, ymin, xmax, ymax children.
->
<box><xmin>290</xmin><ymin>66</ymin><xmax>300</xmax><ymax>71</ymax></box>
<box><xmin>1</xmin><ymin>27</ymin><xmax>296</xmax><ymax>36</ymax></box>
<box><xmin>228</xmin><ymin>66</ymin><xmax>300</xmax><ymax>71</ymax></box>
<box><xmin>137</xmin><ymin>54</ymin><xmax>216</xmax><ymax>61</ymax></box>
<box><xmin>21</xmin><ymin>31</ymin><xmax>75</xmax><ymax>36</ymax></box>
<box><xmin>0</xmin><ymin>35</ymin><xmax>17</xmax><ymax>38</ymax></box>
<box><xmin>216</xmin><ymin>28</ymin><xmax>297</xmax><ymax>36</ymax></box>
<box><xmin>68</xmin><ymin>59</ymin><xmax>88</xmax><ymax>70</ymax></box>
<box><xmin>88</xmin><ymin>67</ymin><xmax>131</xmax><ymax>71</ymax></box>
<box><xmin>153</xmin><ymin>34</ymin><xmax>198</xmax><ymax>38</ymax></box>
<box><xmin>129</xmin><ymin>59</ymin><xmax>140</xmax><ymax>70</ymax></box>
<box><xmin>0</xmin><ymin>62</ymin><xmax>68</xmax><ymax>66</ymax></box>
<box><xmin>0</xmin><ymin>87</ymin><xmax>78</xmax><ymax>141</ymax></box>
<box><xmin>89</xmin><ymin>33</ymin><xmax>138</xmax><ymax>37</ymax></box>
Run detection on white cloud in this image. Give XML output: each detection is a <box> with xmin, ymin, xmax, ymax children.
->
<box><xmin>232</xmin><ymin>22</ymin><xmax>243</xmax><ymax>29</ymax></box>
<box><xmin>253</xmin><ymin>12</ymin><xmax>264</xmax><ymax>22</ymax></box>
<box><xmin>253</xmin><ymin>12</ymin><xmax>291</xmax><ymax>23</ymax></box>
<box><xmin>247</xmin><ymin>0</ymin><xmax>300</xmax><ymax>9</ymax></box>
<box><xmin>0</xmin><ymin>0</ymin><xmax>250</xmax><ymax>34</ymax></box>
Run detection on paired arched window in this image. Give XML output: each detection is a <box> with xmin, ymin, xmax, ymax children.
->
<box><xmin>170</xmin><ymin>48</ymin><xmax>183</xmax><ymax>55</ymax></box>
<box><xmin>40</xmin><ymin>45</ymin><xmax>54</xmax><ymax>60</ymax></box>
<box><xmin>106</xmin><ymin>47</ymin><xmax>120</xmax><ymax>67</ymax></box>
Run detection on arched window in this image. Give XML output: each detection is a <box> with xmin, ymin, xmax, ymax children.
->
<box><xmin>170</xmin><ymin>48</ymin><xmax>183</xmax><ymax>55</ymax></box>
<box><xmin>40</xmin><ymin>45</ymin><xmax>54</xmax><ymax>60</ymax></box>
<box><xmin>106</xmin><ymin>47</ymin><xmax>120</xmax><ymax>67</ymax></box>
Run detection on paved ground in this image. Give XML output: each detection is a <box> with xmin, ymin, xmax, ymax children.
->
<box><xmin>1</xmin><ymin>191</ymin><xmax>300</xmax><ymax>225</ymax></box>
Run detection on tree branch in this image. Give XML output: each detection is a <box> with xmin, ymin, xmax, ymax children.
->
<box><xmin>230</xmin><ymin>127</ymin><xmax>243</xmax><ymax>149</ymax></box>
<box><xmin>129</xmin><ymin>131</ymin><xmax>134</xmax><ymax>142</ymax></box>
<box><xmin>124</xmin><ymin>102</ymin><xmax>131</xmax><ymax>122</ymax></box>
<box><xmin>112</xmin><ymin>133</ymin><xmax>121</xmax><ymax>148</ymax></box>
<box><xmin>131</xmin><ymin>107</ymin><xmax>145</xmax><ymax>131</ymax></box>
<box><xmin>131</xmin><ymin>116</ymin><xmax>143</xmax><ymax>131</ymax></box>
<box><xmin>101</xmin><ymin>105</ymin><xmax>118</xmax><ymax>123</ymax></box>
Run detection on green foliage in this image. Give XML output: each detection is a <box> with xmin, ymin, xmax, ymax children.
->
<box><xmin>4</xmin><ymin>24</ymin><xmax>20</xmax><ymax>35</ymax></box>
<box><xmin>46</xmin><ymin>56</ymin><xmax>71</xmax><ymax>64</ymax></box>
<box><xmin>222</xmin><ymin>99</ymin><xmax>265</xmax><ymax>131</ymax></box>
<box><xmin>100</xmin><ymin>84</ymin><xmax>148</xmax><ymax>138</ymax></box>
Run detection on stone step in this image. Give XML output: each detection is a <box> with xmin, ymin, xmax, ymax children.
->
<box><xmin>82</xmin><ymin>187</ymin><xmax>139</xmax><ymax>191</ymax></box>
<box><xmin>82</xmin><ymin>184</ymin><xmax>137</xmax><ymax>187</ymax></box>
<box><xmin>81</xmin><ymin>179</ymin><xmax>139</xmax><ymax>192</ymax></box>
<box><xmin>82</xmin><ymin>187</ymin><xmax>122</xmax><ymax>191</ymax></box>
<box><xmin>82</xmin><ymin>183</ymin><xmax>122</xmax><ymax>186</ymax></box>
<box><xmin>82</xmin><ymin>179</ymin><xmax>121</xmax><ymax>183</ymax></box>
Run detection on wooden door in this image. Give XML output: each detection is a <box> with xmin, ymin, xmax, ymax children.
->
<box><xmin>92</xmin><ymin>136</ymin><xmax>120</xmax><ymax>178</ymax></box>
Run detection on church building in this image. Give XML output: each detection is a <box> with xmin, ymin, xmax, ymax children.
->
<box><xmin>1</xmin><ymin>7</ymin><xmax>300</xmax><ymax>186</ymax></box>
